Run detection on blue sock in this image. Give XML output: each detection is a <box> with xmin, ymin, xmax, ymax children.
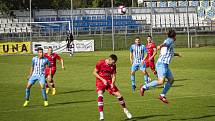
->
<box><xmin>144</xmin><ymin>80</ymin><xmax>158</xmax><ymax>89</ymax></box>
<box><xmin>161</xmin><ymin>82</ymin><xmax>172</xmax><ymax>95</ymax></box>
<box><xmin>42</xmin><ymin>88</ymin><xmax>47</xmax><ymax>101</ymax></box>
<box><xmin>144</xmin><ymin>75</ymin><xmax>149</xmax><ymax>84</ymax></box>
<box><xmin>25</xmin><ymin>88</ymin><xmax>30</xmax><ymax>100</ymax></box>
<box><xmin>131</xmin><ymin>75</ymin><xmax>136</xmax><ymax>86</ymax></box>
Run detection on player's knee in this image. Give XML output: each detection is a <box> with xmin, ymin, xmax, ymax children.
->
<box><xmin>26</xmin><ymin>83</ymin><xmax>32</xmax><ymax>89</ymax></box>
<box><xmin>97</xmin><ymin>90</ymin><xmax>103</xmax><ymax>95</ymax></box>
<box><xmin>141</xmin><ymin>70</ymin><xmax>146</xmax><ymax>75</ymax></box>
<box><xmin>40</xmin><ymin>84</ymin><xmax>45</xmax><ymax>89</ymax></box>
<box><xmin>114</xmin><ymin>92</ymin><xmax>122</xmax><ymax>97</ymax></box>
<box><xmin>169</xmin><ymin>77</ymin><xmax>174</xmax><ymax>84</ymax></box>
<box><xmin>157</xmin><ymin>78</ymin><xmax>165</xmax><ymax>85</ymax></box>
<box><xmin>131</xmin><ymin>71</ymin><xmax>135</xmax><ymax>75</ymax></box>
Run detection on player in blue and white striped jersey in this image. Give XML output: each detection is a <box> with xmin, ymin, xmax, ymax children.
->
<box><xmin>140</xmin><ymin>30</ymin><xmax>181</xmax><ymax>104</ymax></box>
<box><xmin>23</xmin><ymin>47</ymin><xmax>51</xmax><ymax>107</ymax></box>
<box><xmin>130</xmin><ymin>37</ymin><xmax>150</xmax><ymax>92</ymax></box>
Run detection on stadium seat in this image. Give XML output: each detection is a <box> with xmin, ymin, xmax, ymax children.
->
<box><xmin>21</xmin><ymin>27</ymin><xmax>27</xmax><ymax>33</ymax></box>
<box><xmin>155</xmin><ymin>14</ymin><xmax>161</xmax><ymax>28</ymax></box>
<box><xmin>212</xmin><ymin>0</ymin><xmax>215</xmax><ymax>7</ymax></box>
<box><xmin>169</xmin><ymin>14</ymin><xmax>175</xmax><ymax>27</ymax></box>
<box><xmin>13</xmin><ymin>19</ymin><xmax>19</xmax><ymax>23</ymax></box>
<box><xmin>147</xmin><ymin>1</ymin><xmax>157</xmax><ymax>7</ymax></box>
<box><xmin>158</xmin><ymin>1</ymin><xmax>167</xmax><ymax>7</ymax></box>
<box><xmin>179</xmin><ymin>13</ymin><xmax>185</xmax><ymax>27</ymax></box>
<box><xmin>200</xmin><ymin>0</ymin><xmax>209</xmax><ymax>8</ymax></box>
<box><xmin>1</xmin><ymin>18</ymin><xmax>7</xmax><ymax>23</ymax></box>
<box><xmin>179</xmin><ymin>1</ymin><xmax>188</xmax><ymax>7</ymax></box>
<box><xmin>175</xmin><ymin>14</ymin><xmax>180</xmax><ymax>27</ymax></box>
<box><xmin>168</xmin><ymin>1</ymin><xmax>177</xmax><ymax>7</ymax></box>
<box><xmin>5</xmin><ymin>27</ymin><xmax>11</xmax><ymax>33</ymax></box>
<box><xmin>190</xmin><ymin>1</ymin><xmax>199</xmax><ymax>7</ymax></box>
<box><xmin>16</xmin><ymin>28</ymin><xmax>22</xmax><ymax>33</ymax></box>
<box><xmin>206</xmin><ymin>7</ymin><xmax>215</xmax><ymax>19</ymax></box>
<box><xmin>0</xmin><ymin>28</ymin><xmax>4</xmax><ymax>33</ymax></box>
<box><xmin>197</xmin><ymin>7</ymin><xmax>205</xmax><ymax>18</ymax></box>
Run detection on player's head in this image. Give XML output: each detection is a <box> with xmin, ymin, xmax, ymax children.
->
<box><xmin>147</xmin><ymin>35</ymin><xmax>152</xmax><ymax>43</ymax></box>
<box><xmin>48</xmin><ymin>46</ymin><xmax>53</xmax><ymax>54</ymax></box>
<box><xmin>135</xmin><ymin>37</ymin><xmax>141</xmax><ymax>45</ymax></box>
<box><xmin>37</xmin><ymin>47</ymin><xmax>43</xmax><ymax>58</ymax></box>
<box><xmin>167</xmin><ymin>29</ymin><xmax>176</xmax><ymax>41</ymax></box>
<box><xmin>107</xmin><ymin>54</ymin><xmax>118</xmax><ymax>65</ymax></box>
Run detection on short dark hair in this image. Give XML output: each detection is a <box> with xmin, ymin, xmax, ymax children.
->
<box><xmin>147</xmin><ymin>35</ymin><xmax>152</xmax><ymax>38</ymax></box>
<box><xmin>37</xmin><ymin>47</ymin><xmax>43</xmax><ymax>52</ymax></box>
<box><xmin>167</xmin><ymin>29</ymin><xmax>176</xmax><ymax>38</ymax></box>
<box><xmin>135</xmin><ymin>36</ymin><xmax>140</xmax><ymax>40</ymax></box>
<box><xmin>109</xmin><ymin>54</ymin><xmax>118</xmax><ymax>62</ymax></box>
<box><xmin>48</xmin><ymin>46</ymin><xmax>52</xmax><ymax>49</ymax></box>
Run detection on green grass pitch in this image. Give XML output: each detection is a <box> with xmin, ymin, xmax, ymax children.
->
<box><xmin>0</xmin><ymin>47</ymin><xmax>215</xmax><ymax>121</ymax></box>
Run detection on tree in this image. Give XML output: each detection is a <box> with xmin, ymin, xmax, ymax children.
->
<box><xmin>92</xmin><ymin>0</ymin><xmax>101</xmax><ymax>8</ymax></box>
<box><xmin>0</xmin><ymin>0</ymin><xmax>9</xmax><ymax>14</ymax></box>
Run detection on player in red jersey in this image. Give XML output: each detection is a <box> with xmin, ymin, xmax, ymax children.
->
<box><xmin>145</xmin><ymin>35</ymin><xmax>157</xmax><ymax>76</ymax></box>
<box><xmin>44</xmin><ymin>47</ymin><xmax>65</xmax><ymax>95</ymax></box>
<box><xmin>93</xmin><ymin>54</ymin><xmax>132</xmax><ymax>120</ymax></box>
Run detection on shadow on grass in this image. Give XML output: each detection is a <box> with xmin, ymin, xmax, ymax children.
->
<box><xmin>208</xmin><ymin>105</ymin><xmax>215</xmax><ymax>108</ymax></box>
<box><xmin>57</xmin><ymin>89</ymin><xmax>94</xmax><ymax>95</ymax></box>
<box><xmin>170</xmin><ymin>114</ymin><xmax>215</xmax><ymax>120</ymax></box>
<box><xmin>49</xmin><ymin>100</ymin><xmax>96</xmax><ymax>107</ymax></box>
<box><xmin>157</xmin><ymin>84</ymin><xmax>184</xmax><ymax>89</ymax></box>
<box><xmin>174</xmin><ymin>79</ymin><xmax>188</xmax><ymax>82</ymax></box>
<box><xmin>124</xmin><ymin>114</ymin><xmax>173</xmax><ymax>121</ymax></box>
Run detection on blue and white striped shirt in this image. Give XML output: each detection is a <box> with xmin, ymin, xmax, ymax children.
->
<box><xmin>32</xmin><ymin>56</ymin><xmax>50</xmax><ymax>76</ymax></box>
<box><xmin>130</xmin><ymin>44</ymin><xmax>147</xmax><ymax>64</ymax></box>
<box><xmin>157</xmin><ymin>38</ymin><xmax>174</xmax><ymax>65</ymax></box>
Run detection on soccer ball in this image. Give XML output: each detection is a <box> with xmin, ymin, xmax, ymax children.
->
<box><xmin>118</xmin><ymin>5</ymin><xmax>126</xmax><ymax>15</ymax></box>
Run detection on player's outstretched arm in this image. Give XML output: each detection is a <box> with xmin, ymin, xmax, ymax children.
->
<box><xmin>142</xmin><ymin>52</ymin><xmax>148</xmax><ymax>64</ymax></box>
<box><xmin>93</xmin><ymin>68</ymin><xmax>107</xmax><ymax>85</ymax></box>
<box><xmin>46</xmin><ymin>61</ymin><xmax>52</xmax><ymax>81</ymax></box>
<box><xmin>150</xmin><ymin>47</ymin><xmax>157</xmax><ymax>60</ymax></box>
<box><xmin>111</xmin><ymin>74</ymin><xmax>116</xmax><ymax>87</ymax></box>
<box><xmin>60</xmin><ymin>58</ymin><xmax>65</xmax><ymax>70</ymax></box>
<box><xmin>27</xmin><ymin>67</ymin><xmax>33</xmax><ymax>80</ymax></box>
<box><xmin>129</xmin><ymin>52</ymin><xmax>133</xmax><ymax>65</ymax></box>
<box><xmin>157</xmin><ymin>43</ymin><xmax>166</xmax><ymax>50</ymax></box>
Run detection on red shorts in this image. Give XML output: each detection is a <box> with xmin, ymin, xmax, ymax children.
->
<box><xmin>45</xmin><ymin>67</ymin><xmax>56</xmax><ymax>78</ymax></box>
<box><xmin>145</xmin><ymin>60</ymin><xmax>155</xmax><ymax>69</ymax></box>
<box><xmin>96</xmin><ymin>80</ymin><xmax>119</xmax><ymax>95</ymax></box>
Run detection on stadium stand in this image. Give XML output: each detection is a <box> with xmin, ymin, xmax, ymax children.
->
<box><xmin>0</xmin><ymin>0</ymin><xmax>214</xmax><ymax>34</ymax></box>
<box><xmin>0</xmin><ymin>18</ymin><xmax>32</xmax><ymax>34</ymax></box>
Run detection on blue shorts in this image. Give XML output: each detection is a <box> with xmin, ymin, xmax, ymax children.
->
<box><xmin>131</xmin><ymin>63</ymin><xmax>146</xmax><ymax>72</ymax></box>
<box><xmin>156</xmin><ymin>62</ymin><xmax>173</xmax><ymax>79</ymax></box>
<box><xmin>28</xmin><ymin>75</ymin><xmax>46</xmax><ymax>85</ymax></box>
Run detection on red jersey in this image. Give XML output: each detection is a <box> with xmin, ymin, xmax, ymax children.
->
<box><xmin>146</xmin><ymin>42</ymin><xmax>156</xmax><ymax>59</ymax></box>
<box><xmin>44</xmin><ymin>53</ymin><xmax>61</xmax><ymax>69</ymax></box>
<box><xmin>96</xmin><ymin>60</ymin><xmax>116</xmax><ymax>81</ymax></box>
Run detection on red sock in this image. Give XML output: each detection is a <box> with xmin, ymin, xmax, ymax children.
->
<box><xmin>98</xmin><ymin>95</ymin><xmax>103</xmax><ymax>112</ymax></box>
<box><xmin>50</xmin><ymin>79</ymin><xmax>55</xmax><ymax>88</ymax></box>
<box><xmin>151</xmin><ymin>67</ymin><xmax>157</xmax><ymax>76</ymax></box>
<box><xmin>118</xmin><ymin>97</ymin><xmax>126</xmax><ymax>108</ymax></box>
<box><xmin>154</xmin><ymin>71</ymin><xmax>157</xmax><ymax>75</ymax></box>
<box><xmin>45</xmin><ymin>81</ymin><xmax>49</xmax><ymax>88</ymax></box>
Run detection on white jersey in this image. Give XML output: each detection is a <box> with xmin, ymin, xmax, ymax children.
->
<box><xmin>130</xmin><ymin>44</ymin><xmax>147</xmax><ymax>64</ymax></box>
<box><xmin>157</xmin><ymin>38</ymin><xmax>174</xmax><ymax>65</ymax></box>
<box><xmin>32</xmin><ymin>56</ymin><xmax>50</xmax><ymax>76</ymax></box>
